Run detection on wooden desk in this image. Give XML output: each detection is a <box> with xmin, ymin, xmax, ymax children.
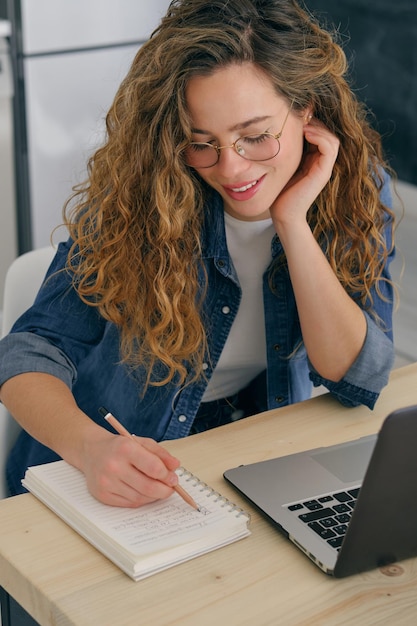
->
<box><xmin>1</xmin><ymin>363</ymin><xmax>417</xmax><ymax>626</ymax></box>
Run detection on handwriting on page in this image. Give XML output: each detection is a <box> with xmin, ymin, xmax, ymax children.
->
<box><xmin>98</xmin><ymin>496</ymin><xmax>230</xmax><ymax>553</ymax></box>
<box><xmin>35</xmin><ymin>462</ymin><xmax>234</xmax><ymax>553</ymax></box>
<box><xmin>112</xmin><ymin>502</ymin><xmax>208</xmax><ymax>543</ymax></box>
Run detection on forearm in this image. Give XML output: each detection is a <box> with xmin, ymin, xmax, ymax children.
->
<box><xmin>0</xmin><ymin>372</ymin><xmax>181</xmax><ymax>506</ymax></box>
<box><xmin>277</xmin><ymin>220</ymin><xmax>367</xmax><ymax>382</ymax></box>
<box><xmin>268</xmin><ymin>117</ymin><xmax>366</xmax><ymax>380</ymax></box>
<box><xmin>0</xmin><ymin>372</ymin><xmax>107</xmax><ymax>471</ymax></box>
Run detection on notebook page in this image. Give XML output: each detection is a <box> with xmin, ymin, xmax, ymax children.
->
<box><xmin>23</xmin><ymin>461</ymin><xmax>249</xmax><ymax>557</ymax></box>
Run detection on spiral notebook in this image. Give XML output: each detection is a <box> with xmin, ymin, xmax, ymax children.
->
<box><xmin>22</xmin><ymin>460</ymin><xmax>251</xmax><ymax>581</ymax></box>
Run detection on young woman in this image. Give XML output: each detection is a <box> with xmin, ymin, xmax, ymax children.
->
<box><xmin>0</xmin><ymin>0</ymin><xmax>395</xmax><ymax>504</ymax></box>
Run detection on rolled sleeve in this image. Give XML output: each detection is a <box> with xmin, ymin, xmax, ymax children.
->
<box><xmin>0</xmin><ymin>331</ymin><xmax>77</xmax><ymax>390</ymax></box>
<box><xmin>309</xmin><ymin>313</ymin><xmax>394</xmax><ymax>409</ymax></box>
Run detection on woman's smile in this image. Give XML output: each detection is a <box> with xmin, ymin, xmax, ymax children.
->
<box><xmin>223</xmin><ymin>175</ymin><xmax>265</xmax><ymax>200</ymax></box>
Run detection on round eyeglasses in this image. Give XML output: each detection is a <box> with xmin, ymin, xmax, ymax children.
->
<box><xmin>183</xmin><ymin>103</ymin><xmax>293</xmax><ymax>169</ymax></box>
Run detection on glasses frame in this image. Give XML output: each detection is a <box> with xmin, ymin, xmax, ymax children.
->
<box><xmin>184</xmin><ymin>101</ymin><xmax>294</xmax><ymax>169</ymax></box>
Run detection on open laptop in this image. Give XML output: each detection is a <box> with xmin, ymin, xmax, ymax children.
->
<box><xmin>224</xmin><ymin>404</ymin><xmax>417</xmax><ymax>577</ymax></box>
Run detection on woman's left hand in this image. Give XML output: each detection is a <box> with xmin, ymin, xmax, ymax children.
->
<box><xmin>270</xmin><ymin>119</ymin><xmax>340</xmax><ymax>226</ymax></box>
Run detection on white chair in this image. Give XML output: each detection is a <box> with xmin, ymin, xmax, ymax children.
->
<box><xmin>0</xmin><ymin>246</ymin><xmax>56</xmax><ymax>499</ymax></box>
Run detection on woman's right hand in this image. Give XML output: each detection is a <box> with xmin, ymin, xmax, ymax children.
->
<box><xmin>80</xmin><ymin>429</ymin><xmax>181</xmax><ymax>507</ymax></box>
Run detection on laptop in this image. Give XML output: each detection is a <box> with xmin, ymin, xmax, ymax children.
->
<box><xmin>224</xmin><ymin>404</ymin><xmax>417</xmax><ymax>577</ymax></box>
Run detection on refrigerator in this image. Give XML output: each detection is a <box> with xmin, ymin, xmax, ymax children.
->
<box><xmin>7</xmin><ymin>0</ymin><xmax>172</xmax><ymax>252</ymax></box>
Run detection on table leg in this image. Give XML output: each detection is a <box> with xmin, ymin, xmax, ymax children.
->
<box><xmin>0</xmin><ymin>585</ymin><xmax>11</xmax><ymax>626</ymax></box>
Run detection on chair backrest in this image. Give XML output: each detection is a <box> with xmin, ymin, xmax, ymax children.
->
<box><xmin>0</xmin><ymin>246</ymin><xmax>56</xmax><ymax>498</ymax></box>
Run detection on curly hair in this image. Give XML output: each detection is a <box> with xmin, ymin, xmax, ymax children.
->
<box><xmin>63</xmin><ymin>0</ymin><xmax>395</xmax><ymax>388</ymax></box>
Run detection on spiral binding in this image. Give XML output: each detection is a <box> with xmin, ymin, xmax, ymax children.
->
<box><xmin>177</xmin><ymin>467</ymin><xmax>250</xmax><ymax>520</ymax></box>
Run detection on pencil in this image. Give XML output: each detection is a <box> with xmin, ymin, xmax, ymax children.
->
<box><xmin>98</xmin><ymin>406</ymin><xmax>200</xmax><ymax>512</ymax></box>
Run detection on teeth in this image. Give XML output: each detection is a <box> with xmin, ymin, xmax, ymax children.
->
<box><xmin>231</xmin><ymin>180</ymin><xmax>258</xmax><ymax>192</ymax></box>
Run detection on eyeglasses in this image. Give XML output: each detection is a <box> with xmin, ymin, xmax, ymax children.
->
<box><xmin>183</xmin><ymin>103</ymin><xmax>293</xmax><ymax>169</ymax></box>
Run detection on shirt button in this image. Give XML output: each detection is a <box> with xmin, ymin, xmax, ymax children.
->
<box><xmin>217</xmin><ymin>259</ymin><xmax>225</xmax><ymax>268</ymax></box>
<box><xmin>275</xmin><ymin>396</ymin><xmax>284</xmax><ymax>404</ymax></box>
<box><xmin>202</xmin><ymin>362</ymin><xmax>209</xmax><ymax>371</ymax></box>
<box><xmin>222</xmin><ymin>306</ymin><xmax>231</xmax><ymax>314</ymax></box>
<box><xmin>273</xmin><ymin>344</ymin><xmax>281</xmax><ymax>351</ymax></box>
<box><xmin>178</xmin><ymin>414</ymin><xmax>187</xmax><ymax>423</ymax></box>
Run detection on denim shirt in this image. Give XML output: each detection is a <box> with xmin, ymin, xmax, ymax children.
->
<box><xmin>0</xmin><ymin>183</ymin><xmax>395</xmax><ymax>495</ymax></box>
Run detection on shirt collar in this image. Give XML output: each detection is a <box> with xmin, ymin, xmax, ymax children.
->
<box><xmin>201</xmin><ymin>190</ymin><xmax>229</xmax><ymax>260</ymax></box>
<box><xmin>200</xmin><ymin>189</ymin><xmax>283</xmax><ymax>261</ymax></box>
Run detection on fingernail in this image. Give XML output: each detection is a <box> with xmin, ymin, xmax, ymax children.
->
<box><xmin>168</xmin><ymin>473</ymin><xmax>178</xmax><ymax>486</ymax></box>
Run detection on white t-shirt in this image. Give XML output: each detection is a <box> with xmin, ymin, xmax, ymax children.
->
<box><xmin>202</xmin><ymin>212</ymin><xmax>275</xmax><ymax>402</ymax></box>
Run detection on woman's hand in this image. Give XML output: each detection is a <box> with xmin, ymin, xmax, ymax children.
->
<box><xmin>270</xmin><ymin>119</ymin><xmax>340</xmax><ymax>227</ymax></box>
<box><xmin>80</xmin><ymin>429</ymin><xmax>181</xmax><ymax>507</ymax></box>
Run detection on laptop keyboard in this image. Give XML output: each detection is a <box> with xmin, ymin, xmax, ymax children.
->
<box><xmin>286</xmin><ymin>487</ymin><xmax>361</xmax><ymax>550</ymax></box>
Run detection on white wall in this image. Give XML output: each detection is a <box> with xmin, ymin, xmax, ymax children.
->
<box><xmin>391</xmin><ymin>180</ymin><xmax>417</xmax><ymax>366</ymax></box>
<box><xmin>0</xmin><ymin>2</ymin><xmax>171</xmax><ymax>305</ymax></box>
<box><xmin>0</xmin><ymin>31</ymin><xmax>17</xmax><ymax>310</ymax></box>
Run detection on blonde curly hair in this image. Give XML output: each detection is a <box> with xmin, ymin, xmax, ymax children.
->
<box><xmin>63</xmin><ymin>0</ymin><xmax>395</xmax><ymax>388</ymax></box>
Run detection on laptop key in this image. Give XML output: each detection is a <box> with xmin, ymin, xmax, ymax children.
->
<box><xmin>333</xmin><ymin>503</ymin><xmax>350</xmax><ymax>513</ymax></box>
<box><xmin>308</xmin><ymin>522</ymin><xmax>336</xmax><ymax>539</ymax></box>
<box><xmin>298</xmin><ymin>507</ymin><xmax>335</xmax><ymax>523</ymax></box>
<box><xmin>333</xmin><ymin>491</ymin><xmax>352</xmax><ymax>502</ymax></box>
<box><xmin>303</xmin><ymin>500</ymin><xmax>323</xmax><ymax>510</ymax></box>
<box><xmin>288</xmin><ymin>503</ymin><xmax>303</xmax><ymax>511</ymax></box>
<box><xmin>318</xmin><ymin>495</ymin><xmax>333</xmax><ymax>503</ymax></box>
<box><xmin>327</xmin><ymin>536</ymin><xmax>344</xmax><ymax>549</ymax></box>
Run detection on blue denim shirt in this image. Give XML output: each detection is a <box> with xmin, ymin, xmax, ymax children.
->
<box><xmin>0</xmin><ymin>183</ymin><xmax>395</xmax><ymax>495</ymax></box>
